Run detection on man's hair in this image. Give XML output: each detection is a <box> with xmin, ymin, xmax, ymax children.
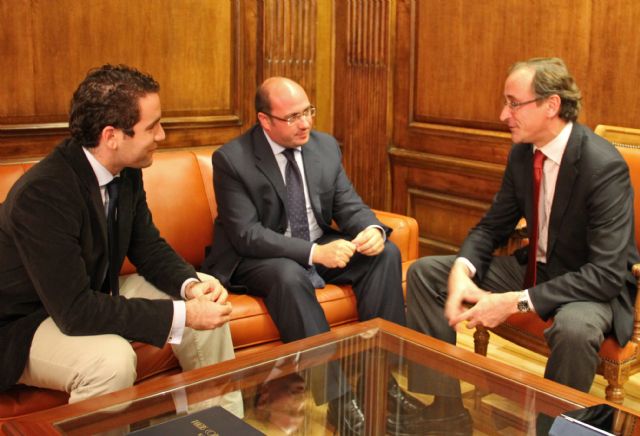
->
<box><xmin>509</xmin><ymin>57</ymin><xmax>582</xmax><ymax>122</ymax></box>
<box><xmin>69</xmin><ymin>64</ymin><xmax>160</xmax><ymax>148</ymax></box>
<box><xmin>255</xmin><ymin>82</ymin><xmax>271</xmax><ymax>116</ymax></box>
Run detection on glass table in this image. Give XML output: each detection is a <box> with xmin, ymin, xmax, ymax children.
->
<box><xmin>3</xmin><ymin>318</ymin><xmax>639</xmax><ymax>435</ymax></box>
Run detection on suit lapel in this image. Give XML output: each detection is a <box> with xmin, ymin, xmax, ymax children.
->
<box><xmin>252</xmin><ymin>126</ymin><xmax>288</xmax><ymax>207</ymax></box>
<box><xmin>547</xmin><ymin>124</ymin><xmax>581</xmax><ymax>257</ymax></box>
<box><xmin>59</xmin><ymin>140</ymin><xmax>110</xmax><ymax>284</ymax></box>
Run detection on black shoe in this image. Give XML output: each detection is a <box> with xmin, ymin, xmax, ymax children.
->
<box><xmin>327</xmin><ymin>393</ymin><xmax>366</xmax><ymax>436</ymax></box>
<box><xmin>387</xmin><ymin>377</ymin><xmax>430</xmax><ymax>417</ymax></box>
<box><xmin>391</xmin><ymin>408</ymin><xmax>473</xmax><ymax>436</ymax></box>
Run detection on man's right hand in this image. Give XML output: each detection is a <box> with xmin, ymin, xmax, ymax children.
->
<box><xmin>445</xmin><ymin>260</ymin><xmax>486</xmax><ymax>327</ymax></box>
<box><xmin>312</xmin><ymin>239</ymin><xmax>356</xmax><ymax>268</ymax></box>
<box><xmin>185</xmin><ymin>296</ymin><xmax>232</xmax><ymax>330</ymax></box>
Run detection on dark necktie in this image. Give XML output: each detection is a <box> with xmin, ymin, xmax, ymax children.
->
<box><xmin>103</xmin><ymin>177</ymin><xmax>121</xmax><ymax>296</ymax></box>
<box><xmin>282</xmin><ymin>149</ymin><xmax>325</xmax><ymax>288</ymax></box>
<box><xmin>283</xmin><ymin>149</ymin><xmax>310</xmax><ymax>240</ymax></box>
<box><xmin>524</xmin><ymin>150</ymin><xmax>546</xmax><ymax>288</ymax></box>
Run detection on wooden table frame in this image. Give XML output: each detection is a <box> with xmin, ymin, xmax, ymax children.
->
<box><xmin>2</xmin><ymin>319</ymin><xmax>639</xmax><ymax>435</ymax></box>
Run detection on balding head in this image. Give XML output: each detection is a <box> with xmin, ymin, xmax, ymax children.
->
<box><xmin>255</xmin><ymin>77</ymin><xmax>307</xmax><ymax>116</ymax></box>
<box><xmin>255</xmin><ymin>77</ymin><xmax>313</xmax><ymax>148</ymax></box>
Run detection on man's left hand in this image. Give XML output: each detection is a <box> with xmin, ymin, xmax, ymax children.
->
<box><xmin>448</xmin><ymin>291</ymin><xmax>521</xmax><ymax>329</ymax></box>
<box><xmin>352</xmin><ymin>227</ymin><xmax>384</xmax><ymax>256</ymax></box>
<box><xmin>185</xmin><ymin>278</ymin><xmax>228</xmax><ymax>304</ymax></box>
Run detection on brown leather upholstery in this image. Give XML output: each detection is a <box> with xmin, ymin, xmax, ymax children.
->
<box><xmin>474</xmin><ymin>124</ymin><xmax>640</xmax><ymax>404</ymax></box>
<box><xmin>0</xmin><ymin>146</ymin><xmax>419</xmax><ymax>421</ymax></box>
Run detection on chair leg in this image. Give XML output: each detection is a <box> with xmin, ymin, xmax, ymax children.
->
<box><xmin>474</xmin><ymin>326</ymin><xmax>490</xmax><ymax>356</ymax></box>
<box><xmin>600</xmin><ymin>359</ymin><xmax>631</xmax><ymax>404</ymax></box>
<box><xmin>472</xmin><ymin>327</ymin><xmax>490</xmax><ymax>410</ymax></box>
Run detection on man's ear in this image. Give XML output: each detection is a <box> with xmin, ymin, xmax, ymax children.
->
<box><xmin>99</xmin><ymin>126</ymin><xmax>119</xmax><ymax>150</ymax></box>
<box><xmin>257</xmin><ymin>112</ymin><xmax>271</xmax><ymax>132</ymax></box>
<box><xmin>546</xmin><ymin>94</ymin><xmax>562</xmax><ymax>118</ymax></box>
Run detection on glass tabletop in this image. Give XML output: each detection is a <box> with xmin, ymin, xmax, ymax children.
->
<box><xmin>22</xmin><ymin>320</ymin><xmax>640</xmax><ymax>435</ymax></box>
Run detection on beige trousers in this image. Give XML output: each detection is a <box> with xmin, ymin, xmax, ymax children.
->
<box><xmin>18</xmin><ymin>272</ymin><xmax>243</xmax><ymax>417</ymax></box>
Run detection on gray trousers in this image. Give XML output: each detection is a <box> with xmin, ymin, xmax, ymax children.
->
<box><xmin>406</xmin><ymin>255</ymin><xmax>612</xmax><ymax>396</ymax></box>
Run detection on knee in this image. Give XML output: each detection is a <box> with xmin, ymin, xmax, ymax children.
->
<box><xmin>546</xmin><ymin>314</ymin><xmax>604</xmax><ymax>350</ymax></box>
<box><xmin>97</xmin><ymin>337</ymin><xmax>138</xmax><ymax>389</ymax></box>
<box><xmin>70</xmin><ymin>336</ymin><xmax>136</xmax><ymax>403</ymax></box>
<box><xmin>268</xmin><ymin>261</ymin><xmax>314</xmax><ymax>294</ymax></box>
<box><xmin>407</xmin><ymin>257</ymin><xmax>435</xmax><ymax>293</ymax></box>
<box><xmin>380</xmin><ymin>240</ymin><xmax>401</xmax><ymax>262</ymax></box>
<box><xmin>89</xmin><ymin>337</ymin><xmax>137</xmax><ymax>390</ymax></box>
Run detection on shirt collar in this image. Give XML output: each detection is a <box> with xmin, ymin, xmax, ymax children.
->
<box><xmin>82</xmin><ymin>147</ymin><xmax>118</xmax><ymax>187</ymax></box>
<box><xmin>262</xmin><ymin>128</ymin><xmax>302</xmax><ymax>156</ymax></box>
<box><xmin>534</xmin><ymin>121</ymin><xmax>573</xmax><ymax>165</ymax></box>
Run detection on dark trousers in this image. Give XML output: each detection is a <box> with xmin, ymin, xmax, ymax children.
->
<box><xmin>232</xmin><ymin>238</ymin><xmax>406</xmax><ymax>342</ymax></box>
<box><xmin>231</xmin><ymin>237</ymin><xmax>406</xmax><ymax>403</ymax></box>
<box><xmin>406</xmin><ymin>255</ymin><xmax>612</xmax><ymax>396</ymax></box>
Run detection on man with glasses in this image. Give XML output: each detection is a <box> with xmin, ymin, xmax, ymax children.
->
<box><xmin>402</xmin><ymin>57</ymin><xmax>638</xmax><ymax>432</ymax></box>
<box><xmin>202</xmin><ymin>77</ymin><xmax>415</xmax><ymax>434</ymax></box>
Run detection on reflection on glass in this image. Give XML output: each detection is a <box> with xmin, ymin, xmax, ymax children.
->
<box><xmin>245</xmin><ymin>373</ymin><xmax>307</xmax><ymax>435</ymax></box>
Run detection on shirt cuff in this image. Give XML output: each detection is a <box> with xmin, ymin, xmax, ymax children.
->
<box><xmin>454</xmin><ymin>257</ymin><xmax>476</xmax><ymax>278</ymax></box>
<box><xmin>308</xmin><ymin>243</ymin><xmax>317</xmax><ymax>266</ymax></box>
<box><xmin>523</xmin><ymin>289</ymin><xmax>536</xmax><ymax>312</ymax></box>
<box><xmin>180</xmin><ymin>277</ymin><xmax>200</xmax><ymax>300</ymax></box>
<box><xmin>167</xmin><ymin>300</ymin><xmax>186</xmax><ymax>344</ymax></box>
<box><xmin>366</xmin><ymin>224</ymin><xmax>386</xmax><ymax>242</ymax></box>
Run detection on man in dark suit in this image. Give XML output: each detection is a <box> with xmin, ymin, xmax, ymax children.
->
<box><xmin>201</xmin><ymin>77</ymin><xmax>417</xmax><ymax>434</ymax></box>
<box><xmin>403</xmin><ymin>57</ymin><xmax>638</xmax><ymax>432</ymax></box>
<box><xmin>0</xmin><ymin>65</ymin><xmax>241</xmax><ymax>416</ymax></box>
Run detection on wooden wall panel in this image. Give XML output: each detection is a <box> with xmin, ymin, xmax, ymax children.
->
<box><xmin>392</xmin><ymin>0</ymin><xmax>640</xmax><ymax>255</ymax></box>
<box><xmin>0</xmin><ymin>0</ymin><xmax>257</xmax><ymax>159</ymax></box>
<box><xmin>334</xmin><ymin>0</ymin><xmax>394</xmax><ymax>210</ymax></box>
<box><xmin>587</xmin><ymin>0</ymin><xmax>640</xmax><ymax>127</ymax></box>
<box><xmin>258</xmin><ymin>0</ymin><xmax>334</xmax><ymax>132</ymax></box>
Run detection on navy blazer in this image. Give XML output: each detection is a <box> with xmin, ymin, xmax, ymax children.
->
<box><xmin>202</xmin><ymin>124</ymin><xmax>386</xmax><ymax>285</ymax></box>
<box><xmin>0</xmin><ymin>139</ymin><xmax>197</xmax><ymax>391</ymax></box>
<box><xmin>459</xmin><ymin>123</ymin><xmax>639</xmax><ymax>346</ymax></box>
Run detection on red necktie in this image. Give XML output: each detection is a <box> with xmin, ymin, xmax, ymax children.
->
<box><xmin>523</xmin><ymin>150</ymin><xmax>546</xmax><ymax>288</ymax></box>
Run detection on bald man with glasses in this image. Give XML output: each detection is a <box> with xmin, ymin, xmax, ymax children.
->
<box><xmin>201</xmin><ymin>77</ymin><xmax>422</xmax><ymax>435</ymax></box>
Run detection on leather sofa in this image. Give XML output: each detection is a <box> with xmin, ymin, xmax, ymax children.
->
<box><xmin>0</xmin><ymin>146</ymin><xmax>418</xmax><ymax>422</ymax></box>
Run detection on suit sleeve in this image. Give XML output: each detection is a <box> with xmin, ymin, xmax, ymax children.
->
<box><xmin>458</xmin><ymin>147</ymin><xmax>524</xmax><ymax>281</ymax></box>
<box><xmin>530</xmin><ymin>157</ymin><xmax>634</xmax><ymax>319</ymax></box>
<box><xmin>213</xmin><ymin>149</ymin><xmax>312</xmax><ymax>265</ymax></box>
<box><xmin>7</xmin><ymin>176</ymin><xmax>174</xmax><ymax>347</ymax></box>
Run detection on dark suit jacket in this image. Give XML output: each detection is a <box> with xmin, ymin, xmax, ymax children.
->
<box><xmin>0</xmin><ymin>139</ymin><xmax>197</xmax><ymax>391</ymax></box>
<box><xmin>201</xmin><ymin>124</ymin><xmax>386</xmax><ymax>285</ymax></box>
<box><xmin>459</xmin><ymin>123</ymin><xmax>639</xmax><ymax>346</ymax></box>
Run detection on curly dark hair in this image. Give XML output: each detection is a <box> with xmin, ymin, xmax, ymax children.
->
<box><xmin>69</xmin><ymin>64</ymin><xmax>160</xmax><ymax>148</ymax></box>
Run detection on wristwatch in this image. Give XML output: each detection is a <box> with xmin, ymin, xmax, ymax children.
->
<box><xmin>517</xmin><ymin>292</ymin><xmax>531</xmax><ymax>313</ymax></box>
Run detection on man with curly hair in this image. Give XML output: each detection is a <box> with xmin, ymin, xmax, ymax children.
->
<box><xmin>0</xmin><ymin>65</ymin><xmax>241</xmax><ymax>416</ymax></box>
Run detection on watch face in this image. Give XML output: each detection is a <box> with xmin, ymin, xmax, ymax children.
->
<box><xmin>517</xmin><ymin>299</ymin><xmax>529</xmax><ymax>313</ymax></box>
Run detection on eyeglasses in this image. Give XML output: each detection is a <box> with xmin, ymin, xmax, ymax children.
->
<box><xmin>264</xmin><ymin>105</ymin><xmax>316</xmax><ymax>126</ymax></box>
<box><xmin>503</xmin><ymin>97</ymin><xmax>543</xmax><ymax>111</ymax></box>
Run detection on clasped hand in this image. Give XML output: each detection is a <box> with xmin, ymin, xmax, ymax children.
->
<box><xmin>313</xmin><ymin>227</ymin><xmax>384</xmax><ymax>268</ymax></box>
<box><xmin>445</xmin><ymin>263</ymin><xmax>519</xmax><ymax>330</ymax></box>
<box><xmin>184</xmin><ymin>278</ymin><xmax>232</xmax><ymax>330</ymax></box>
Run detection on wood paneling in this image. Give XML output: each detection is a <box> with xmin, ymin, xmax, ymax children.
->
<box><xmin>258</xmin><ymin>0</ymin><xmax>334</xmax><ymax>132</ymax></box>
<box><xmin>2</xmin><ymin>0</ymin><xmax>640</xmax><ymax>253</ymax></box>
<box><xmin>392</xmin><ymin>0</ymin><xmax>640</xmax><ymax>253</ymax></box>
<box><xmin>0</xmin><ymin>0</ymin><xmax>257</xmax><ymax>158</ymax></box>
<box><xmin>334</xmin><ymin>0</ymin><xmax>394</xmax><ymax>210</ymax></box>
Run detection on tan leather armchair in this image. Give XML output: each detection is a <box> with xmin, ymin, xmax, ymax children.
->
<box><xmin>473</xmin><ymin>125</ymin><xmax>640</xmax><ymax>404</ymax></box>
